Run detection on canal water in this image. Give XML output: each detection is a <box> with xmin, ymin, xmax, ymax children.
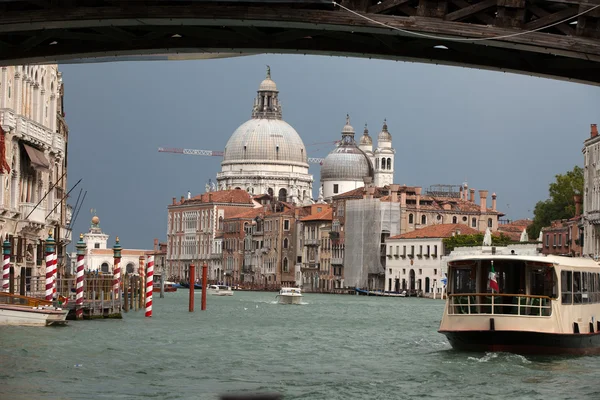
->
<box><xmin>1</xmin><ymin>291</ymin><xmax>598</xmax><ymax>399</ymax></box>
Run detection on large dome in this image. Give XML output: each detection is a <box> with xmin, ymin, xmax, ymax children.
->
<box><xmin>222</xmin><ymin>118</ymin><xmax>308</xmax><ymax>165</ymax></box>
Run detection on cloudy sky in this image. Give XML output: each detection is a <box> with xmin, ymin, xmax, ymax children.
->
<box><xmin>60</xmin><ymin>54</ymin><xmax>600</xmax><ymax>250</ymax></box>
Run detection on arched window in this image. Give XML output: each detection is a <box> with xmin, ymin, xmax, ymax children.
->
<box><xmin>387</xmin><ymin>158</ymin><xmax>391</xmax><ymax>169</ymax></box>
<box><xmin>472</xmin><ymin>217</ymin><xmax>477</xmax><ymax>228</ymax></box>
<box><xmin>283</xmin><ymin>238</ymin><xmax>289</xmax><ymax>249</ymax></box>
<box><xmin>218</xmin><ymin>216</ymin><xmax>223</xmax><ymax>231</ymax></box>
<box><xmin>421</xmin><ymin>215</ymin><xmax>427</xmax><ymax>225</ymax></box>
<box><xmin>283</xmin><ymin>258</ymin><xmax>289</xmax><ymax>272</ymax></box>
<box><xmin>381</xmin><ymin>157</ymin><xmax>386</xmax><ymax>170</ymax></box>
<box><xmin>126</xmin><ymin>263</ymin><xmax>135</xmax><ymax>274</ymax></box>
<box><xmin>278</xmin><ymin>188</ymin><xmax>287</xmax><ymax>202</ymax></box>
<box><xmin>408</xmin><ymin>214</ymin><xmax>414</xmax><ymax>224</ymax></box>
<box><xmin>488</xmin><ymin>218</ymin><xmax>493</xmax><ymax>228</ymax></box>
<box><xmin>452</xmin><ymin>216</ymin><xmax>457</xmax><ymax>224</ymax></box>
<box><xmin>268</xmin><ymin>188</ymin><xmax>274</xmax><ymax>196</ymax></box>
<box><xmin>101</xmin><ymin>262</ymin><xmax>109</xmax><ymax>273</ymax></box>
<box><xmin>376</xmin><ymin>158</ymin><xmax>379</xmax><ymax>169</ymax></box>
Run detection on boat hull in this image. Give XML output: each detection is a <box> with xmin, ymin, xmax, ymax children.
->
<box><xmin>440</xmin><ymin>330</ymin><xmax>600</xmax><ymax>355</ymax></box>
<box><xmin>153</xmin><ymin>287</ymin><xmax>177</xmax><ymax>293</ymax></box>
<box><xmin>278</xmin><ymin>295</ymin><xmax>303</xmax><ymax>305</ymax></box>
<box><xmin>0</xmin><ymin>305</ymin><xmax>69</xmax><ymax>326</ymax></box>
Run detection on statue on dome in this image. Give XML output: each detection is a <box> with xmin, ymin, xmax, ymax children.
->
<box><xmin>210</xmin><ymin>181</ymin><xmax>217</xmax><ymax>192</ymax></box>
<box><xmin>205</xmin><ymin>182</ymin><xmax>210</xmax><ymax>193</ymax></box>
<box><xmin>266</xmin><ymin>65</ymin><xmax>271</xmax><ymax>79</ymax></box>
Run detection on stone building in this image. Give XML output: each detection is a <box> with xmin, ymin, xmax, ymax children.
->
<box><xmin>216</xmin><ymin>67</ymin><xmax>313</xmax><ymax>204</ymax></box>
<box><xmin>0</xmin><ymin>64</ymin><xmax>71</xmax><ymax>281</ymax></box>
<box><xmin>299</xmin><ymin>204</ymin><xmax>333</xmax><ymax>291</ymax></box>
<box><xmin>583</xmin><ymin>124</ymin><xmax>600</xmax><ymax>257</ymax></box>
<box><xmin>166</xmin><ymin>189</ymin><xmax>258</xmax><ymax>282</ymax></box>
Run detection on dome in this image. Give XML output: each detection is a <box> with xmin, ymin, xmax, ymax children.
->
<box><xmin>360</xmin><ymin>124</ymin><xmax>372</xmax><ymax>146</ymax></box>
<box><xmin>259</xmin><ymin>78</ymin><xmax>277</xmax><ymax>92</ymax></box>
<box><xmin>378</xmin><ymin>119</ymin><xmax>392</xmax><ymax>142</ymax></box>
<box><xmin>222</xmin><ymin>118</ymin><xmax>308</xmax><ymax>165</ymax></box>
<box><xmin>321</xmin><ymin>146</ymin><xmax>372</xmax><ymax>181</ymax></box>
<box><xmin>321</xmin><ymin>115</ymin><xmax>373</xmax><ymax>181</ymax></box>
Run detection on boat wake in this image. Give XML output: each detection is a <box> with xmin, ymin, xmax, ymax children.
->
<box><xmin>468</xmin><ymin>352</ymin><xmax>531</xmax><ymax>364</ymax></box>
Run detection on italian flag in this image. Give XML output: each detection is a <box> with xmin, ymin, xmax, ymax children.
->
<box><xmin>489</xmin><ymin>261</ymin><xmax>499</xmax><ymax>292</ymax></box>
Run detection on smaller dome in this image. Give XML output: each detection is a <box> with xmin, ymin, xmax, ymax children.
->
<box><xmin>342</xmin><ymin>114</ymin><xmax>355</xmax><ymax>135</ymax></box>
<box><xmin>360</xmin><ymin>124</ymin><xmax>372</xmax><ymax>146</ymax></box>
<box><xmin>259</xmin><ymin>65</ymin><xmax>277</xmax><ymax>92</ymax></box>
<box><xmin>91</xmin><ymin>216</ymin><xmax>100</xmax><ymax>225</ymax></box>
<box><xmin>378</xmin><ymin>119</ymin><xmax>392</xmax><ymax>142</ymax></box>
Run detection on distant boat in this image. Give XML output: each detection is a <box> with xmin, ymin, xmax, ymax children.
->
<box><xmin>276</xmin><ymin>287</ymin><xmax>302</xmax><ymax>305</ymax></box>
<box><xmin>153</xmin><ymin>281</ymin><xmax>178</xmax><ymax>293</ymax></box>
<box><xmin>207</xmin><ymin>285</ymin><xmax>233</xmax><ymax>296</ymax></box>
<box><xmin>354</xmin><ymin>288</ymin><xmax>407</xmax><ymax>297</ymax></box>
<box><xmin>0</xmin><ymin>293</ymin><xmax>68</xmax><ymax>326</ymax></box>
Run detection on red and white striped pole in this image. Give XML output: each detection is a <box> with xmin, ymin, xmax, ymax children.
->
<box><xmin>52</xmin><ymin>252</ymin><xmax>58</xmax><ymax>299</ymax></box>
<box><xmin>112</xmin><ymin>237</ymin><xmax>122</xmax><ymax>300</ymax></box>
<box><xmin>2</xmin><ymin>235</ymin><xmax>10</xmax><ymax>292</ymax></box>
<box><xmin>145</xmin><ymin>255</ymin><xmax>153</xmax><ymax>317</ymax></box>
<box><xmin>45</xmin><ymin>230</ymin><xmax>56</xmax><ymax>301</ymax></box>
<box><xmin>75</xmin><ymin>233</ymin><xmax>86</xmax><ymax>320</ymax></box>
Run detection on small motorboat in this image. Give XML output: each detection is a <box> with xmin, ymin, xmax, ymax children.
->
<box><xmin>276</xmin><ymin>287</ymin><xmax>303</xmax><ymax>305</ymax></box>
<box><xmin>0</xmin><ymin>293</ymin><xmax>68</xmax><ymax>326</ymax></box>
<box><xmin>153</xmin><ymin>281</ymin><xmax>178</xmax><ymax>293</ymax></box>
<box><xmin>207</xmin><ymin>285</ymin><xmax>234</xmax><ymax>296</ymax></box>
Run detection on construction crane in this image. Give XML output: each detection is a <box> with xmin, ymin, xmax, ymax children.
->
<box><xmin>158</xmin><ymin>147</ymin><xmax>326</xmax><ymax>164</ymax></box>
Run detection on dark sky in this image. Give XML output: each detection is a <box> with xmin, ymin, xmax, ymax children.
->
<box><xmin>60</xmin><ymin>54</ymin><xmax>600</xmax><ymax>250</ymax></box>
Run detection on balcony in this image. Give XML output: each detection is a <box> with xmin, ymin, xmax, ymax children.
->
<box><xmin>588</xmin><ymin>210</ymin><xmax>600</xmax><ymax>225</ymax></box>
<box><xmin>302</xmin><ymin>262</ymin><xmax>319</xmax><ymax>270</ymax></box>
<box><xmin>332</xmin><ymin>257</ymin><xmax>343</xmax><ymax>265</ymax></box>
<box><xmin>304</xmin><ymin>238</ymin><xmax>319</xmax><ymax>246</ymax></box>
<box><xmin>20</xmin><ymin>203</ymin><xmax>46</xmax><ymax>225</ymax></box>
<box><xmin>16</xmin><ymin>116</ymin><xmax>53</xmax><ymax>148</ymax></box>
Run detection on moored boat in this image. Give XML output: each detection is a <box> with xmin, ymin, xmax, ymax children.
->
<box><xmin>277</xmin><ymin>287</ymin><xmax>302</xmax><ymax>305</ymax></box>
<box><xmin>207</xmin><ymin>285</ymin><xmax>233</xmax><ymax>296</ymax></box>
<box><xmin>438</xmin><ymin>254</ymin><xmax>600</xmax><ymax>355</ymax></box>
<box><xmin>153</xmin><ymin>281</ymin><xmax>178</xmax><ymax>293</ymax></box>
<box><xmin>0</xmin><ymin>293</ymin><xmax>68</xmax><ymax>326</ymax></box>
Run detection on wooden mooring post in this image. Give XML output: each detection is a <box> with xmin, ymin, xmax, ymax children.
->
<box><xmin>123</xmin><ymin>274</ymin><xmax>129</xmax><ymax>313</ymax></box>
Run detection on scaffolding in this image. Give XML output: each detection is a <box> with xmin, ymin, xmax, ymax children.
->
<box><xmin>345</xmin><ymin>198</ymin><xmax>401</xmax><ymax>290</ymax></box>
<box><xmin>426</xmin><ymin>184</ymin><xmax>462</xmax><ymax>198</ymax></box>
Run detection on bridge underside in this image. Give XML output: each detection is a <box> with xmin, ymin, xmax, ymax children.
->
<box><xmin>1</xmin><ymin>0</ymin><xmax>600</xmax><ymax>85</ymax></box>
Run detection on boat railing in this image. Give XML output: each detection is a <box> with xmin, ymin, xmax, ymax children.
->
<box><xmin>0</xmin><ymin>292</ymin><xmax>53</xmax><ymax>307</ymax></box>
<box><xmin>448</xmin><ymin>293</ymin><xmax>552</xmax><ymax>316</ymax></box>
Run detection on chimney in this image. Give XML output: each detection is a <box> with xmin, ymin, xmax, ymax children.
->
<box><xmin>592</xmin><ymin>124</ymin><xmax>598</xmax><ymax>138</ymax></box>
<box><xmin>400</xmin><ymin>186</ymin><xmax>407</xmax><ymax>207</ymax></box>
<box><xmin>389</xmin><ymin>184</ymin><xmax>400</xmax><ymax>203</ymax></box>
<box><xmin>492</xmin><ymin>193</ymin><xmax>497</xmax><ymax>211</ymax></box>
<box><xmin>366</xmin><ymin>187</ymin><xmax>376</xmax><ymax>199</ymax></box>
<box><xmin>415</xmin><ymin>187</ymin><xmax>422</xmax><ymax>210</ymax></box>
<box><xmin>180</xmin><ymin>196</ymin><xmax>185</xmax><ymax>203</ymax></box>
<box><xmin>469</xmin><ymin>189</ymin><xmax>475</xmax><ymax>203</ymax></box>
<box><xmin>363</xmin><ymin>176</ymin><xmax>373</xmax><ymax>188</ymax></box>
<box><xmin>479</xmin><ymin>190</ymin><xmax>488</xmax><ymax>212</ymax></box>
<box><xmin>463</xmin><ymin>184</ymin><xmax>468</xmax><ymax>201</ymax></box>
<box><xmin>574</xmin><ymin>194</ymin><xmax>582</xmax><ymax>216</ymax></box>
<box><xmin>208</xmin><ymin>193</ymin><xmax>212</xmax><ymax>203</ymax></box>
<box><xmin>172</xmin><ymin>197</ymin><xmax>176</xmax><ymax>205</ymax></box>
<box><xmin>153</xmin><ymin>238</ymin><xmax>158</xmax><ymax>252</ymax></box>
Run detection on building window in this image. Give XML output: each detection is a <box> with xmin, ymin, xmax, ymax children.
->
<box><xmin>418</xmin><ymin>269</ymin><xmax>422</xmax><ymax>275</ymax></box>
<box><xmin>452</xmin><ymin>216</ymin><xmax>457</xmax><ymax>224</ymax></box>
<box><xmin>284</xmin><ymin>220</ymin><xmax>290</xmax><ymax>231</ymax></box>
<box><xmin>94</xmin><ymin>243</ymin><xmax>100</xmax><ymax>249</ymax></box>
<box><xmin>545</xmin><ymin>234</ymin><xmax>549</xmax><ymax>247</ymax></box>
<box><xmin>487</xmin><ymin>218</ymin><xmax>493</xmax><ymax>228</ymax></box>
<box><xmin>421</xmin><ymin>215</ymin><xmax>426</xmax><ymax>225</ymax></box>
<box><xmin>283</xmin><ymin>258</ymin><xmax>289</xmax><ymax>273</ymax></box>
<box><xmin>283</xmin><ymin>238</ymin><xmax>289</xmax><ymax>249</ymax></box>
<box><xmin>553</xmin><ymin>234</ymin><xmax>557</xmax><ymax>247</ymax></box>
<box><xmin>333</xmin><ymin>184</ymin><xmax>339</xmax><ymax>194</ymax></box>
<box><xmin>558</xmin><ymin>234</ymin><xmax>562</xmax><ymax>247</ymax></box>
<box><xmin>408</xmin><ymin>214</ymin><xmax>414</xmax><ymax>224</ymax></box>
<box><xmin>471</xmin><ymin>217</ymin><xmax>477</xmax><ymax>228</ymax></box>
<box><xmin>434</xmin><ymin>269</ymin><xmax>437</xmax><ymax>275</ymax></box>
<box><xmin>387</xmin><ymin>158</ymin><xmax>391</xmax><ymax>170</ymax></box>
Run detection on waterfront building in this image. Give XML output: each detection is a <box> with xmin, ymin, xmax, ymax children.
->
<box><xmin>540</xmin><ymin>199</ymin><xmax>583</xmax><ymax>257</ymax></box>
<box><xmin>385</xmin><ymin>224</ymin><xmax>479</xmax><ymax>294</ymax></box>
<box><xmin>222</xmin><ymin>207</ymin><xmax>262</xmax><ymax>286</ymax></box>
<box><xmin>149</xmin><ymin>238</ymin><xmax>168</xmax><ymax>279</ymax></box>
<box><xmin>216</xmin><ymin>67</ymin><xmax>313</xmax><ymax>204</ymax></box>
<box><xmin>332</xmin><ymin>183</ymin><xmax>502</xmax><ymax>290</ymax></box>
<box><xmin>0</xmin><ymin>65</ymin><xmax>72</xmax><ymax>280</ymax></box>
<box><xmin>72</xmin><ymin>215</ymin><xmax>149</xmax><ymax>274</ymax></box>
<box><xmin>299</xmin><ymin>204</ymin><xmax>333</xmax><ymax>291</ymax></box>
<box><xmin>166</xmin><ymin>189</ymin><xmax>258</xmax><ymax>282</ymax></box>
<box><xmin>582</xmin><ymin>124</ymin><xmax>600</xmax><ymax>257</ymax></box>
<box><xmin>497</xmin><ymin>218</ymin><xmax>533</xmax><ymax>241</ymax></box>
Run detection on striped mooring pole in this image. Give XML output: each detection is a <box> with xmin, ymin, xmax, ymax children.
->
<box><xmin>52</xmin><ymin>251</ymin><xmax>58</xmax><ymax>299</ymax></box>
<box><xmin>113</xmin><ymin>237</ymin><xmax>122</xmax><ymax>300</ymax></box>
<box><xmin>45</xmin><ymin>230</ymin><xmax>56</xmax><ymax>301</ymax></box>
<box><xmin>75</xmin><ymin>233</ymin><xmax>86</xmax><ymax>320</ymax></box>
<box><xmin>2</xmin><ymin>235</ymin><xmax>10</xmax><ymax>292</ymax></box>
<box><xmin>145</xmin><ymin>255</ymin><xmax>153</xmax><ymax>317</ymax></box>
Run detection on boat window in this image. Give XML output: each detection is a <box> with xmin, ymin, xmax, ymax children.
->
<box><xmin>582</xmin><ymin>272</ymin><xmax>590</xmax><ymax>303</ymax></box>
<box><xmin>573</xmin><ymin>271</ymin><xmax>582</xmax><ymax>304</ymax></box>
<box><xmin>451</xmin><ymin>267</ymin><xmax>476</xmax><ymax>293</ymax></box>
<box><xmin>561</xmin><ymin>271</ymin><xmax>572</xmax><ymax>304</ymax></box>
<box><xmin>530</xmin><ymin>266</ymin><xmax>556</xmax><ymax>299</ymax></box>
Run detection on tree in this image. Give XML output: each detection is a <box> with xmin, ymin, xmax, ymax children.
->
<box><xmin>528</xmin><ymin>166</ymin><xmax>583</xmax><ymax>239</ymax></box>
<box><xmin>443</xmin><ymin>233</ymin><xmax>513</xmax><ymax>254</ymax></box>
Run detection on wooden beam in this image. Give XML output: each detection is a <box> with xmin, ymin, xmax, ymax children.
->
<box><xmin>527</xmin><ymin>4</ymin><xmax>576</xmax><ymax>35</ymax></box>
<box><xmin>524</xmin><ymin>6</ymin><xmax>578</xmax><ymax>31</ymax></box>
<box><xmin>449</xmin><ymin>0</ymin><xmax>495</xmax><ymax>24</ymax></box>
<box><xmin>446</xmin><ymin>0</ymin><xmax>496</xmax><ymax>21</ymax></box>
<box><xmin>367</xmin><ymin>0</ymin><xmax>412</xmax><ymax>14</ymax></box>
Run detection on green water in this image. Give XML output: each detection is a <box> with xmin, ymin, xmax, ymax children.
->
<box><xmin>1</xmin><ymin>291</ymin><xmax>598</xmax><ymax>399</ymax></box>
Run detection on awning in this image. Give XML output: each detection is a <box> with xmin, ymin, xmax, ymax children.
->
<box><xmin>23</xmin><ymin>143</ymin><xmax>49</xmax><ymax>170</ymax></box>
